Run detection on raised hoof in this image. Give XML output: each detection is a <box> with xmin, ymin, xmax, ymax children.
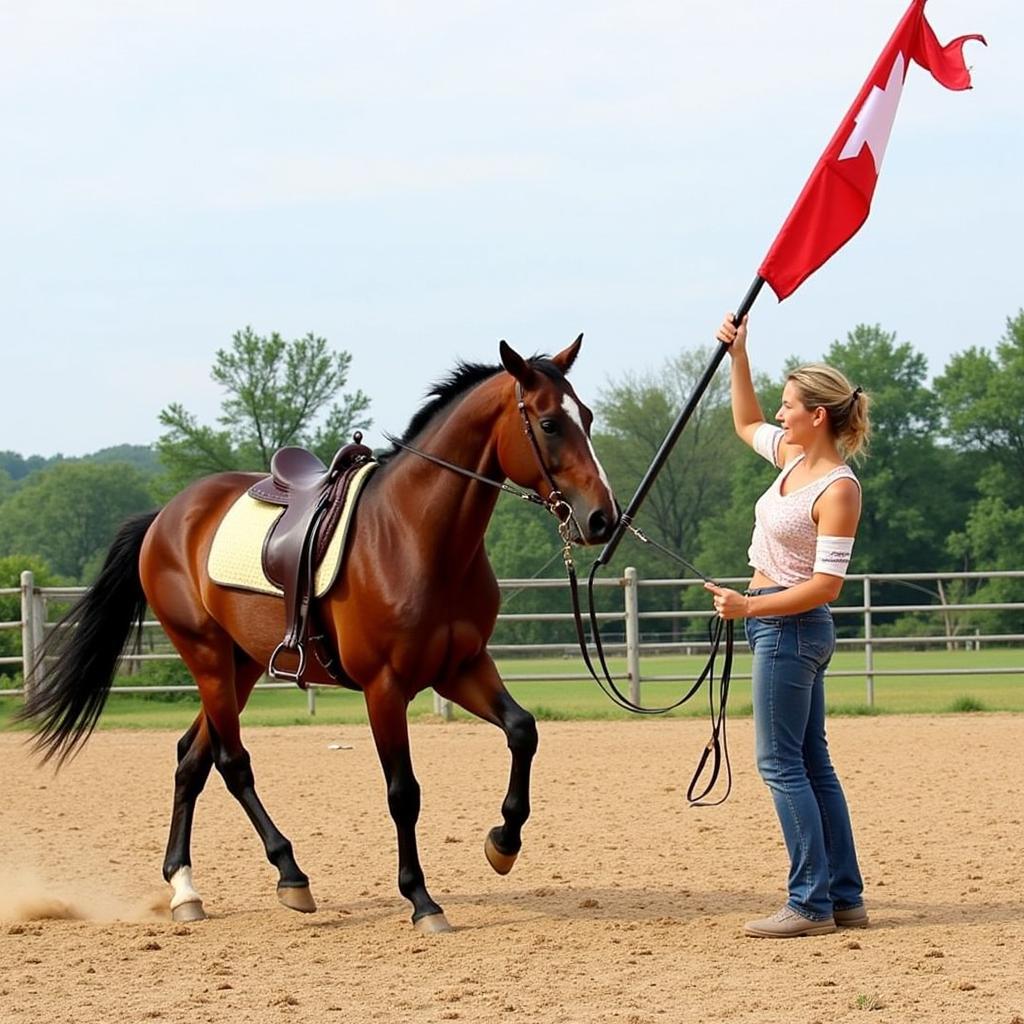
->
<box><xmin>171</xmin><ymin>900</ymin><xmax>207</xmax><ymax>923</ymax></box>
<box><xmin>484</xmin><ymin>831</ymin><xmax>518</xmax><ymax>876</ymax></box>
<box><xmin>413</xmin><ymin>912</ymin><xmax>452</xmax><ymax>935</ymax></box>
<box><xmin>277</xmin><ymin>885</ymin><xmax>317</xmax><ymax>914</ymax></box>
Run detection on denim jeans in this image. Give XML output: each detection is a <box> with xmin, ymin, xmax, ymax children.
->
<box><xmin>745</xmin><ymin>589</ymin><xmax>864</xmax><ymax>921</ymax></box>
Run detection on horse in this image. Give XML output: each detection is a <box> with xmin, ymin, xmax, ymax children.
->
<box><xmin>21</xmin><ymin>336</ymin><xmax>618</xmax><ymax>934</ymax></box>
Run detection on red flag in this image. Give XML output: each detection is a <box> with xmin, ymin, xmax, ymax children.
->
<box><xmin>758</xmin><ymin>0</ymin><xmax>985</xmax><ymax>301</ymax></box>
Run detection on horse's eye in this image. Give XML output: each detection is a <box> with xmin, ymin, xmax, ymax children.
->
<box><xmin>539</xmin><ymin>419</ymin><xmax>559</xmax><ymax>435</ymax></box>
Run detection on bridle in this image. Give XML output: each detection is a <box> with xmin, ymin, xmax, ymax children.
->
<box><xmin>385</xmin><ymin>380</ymin><xmax>580</xmax><ymax>531</ymax></box>
<box><xmin>387</xmin><ymin>372</ymin><xmax>734</xmax><ymax>805</ymax></box>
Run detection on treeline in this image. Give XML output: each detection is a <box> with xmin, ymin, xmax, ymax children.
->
<box><xmin>1</xmin><ymin>316</ymin><xmax>1021</xmax><ymax>659</ymax></box>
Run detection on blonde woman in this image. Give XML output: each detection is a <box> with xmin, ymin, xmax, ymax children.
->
<box><xmin>705</xmin><ymin>313</ymin><xmax>871</xmax><ymax>939</ymax></box>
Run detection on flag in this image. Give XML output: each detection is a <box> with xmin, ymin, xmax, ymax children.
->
<box><xmin>758</xmin><ymin>0</ymin><xmax>985</xmax><ymax>301</ymax></box>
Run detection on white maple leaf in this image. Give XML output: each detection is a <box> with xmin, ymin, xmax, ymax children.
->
<box><xmin>838</xmin><ymin>51</ymin><xmax>906</xmax><ymax>172</ymax></box>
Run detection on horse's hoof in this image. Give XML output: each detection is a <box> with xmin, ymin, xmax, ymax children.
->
<box><xmin>277</xmin><ymin>885</ymin><xmax>317</xmax><ymax>914</ymax></box>
<box><xmin>414</xmin><ymin>912</ymin><xmax>452</xmax><ymax>934</ymax></box>
<box><xmin>484</xmin><ymin>831</ymin><xmax>518</xmax><ymax>876</ymax></box>
<box><xmin>171</xmin><ymin>899</ymin><xmax>207</xmax><ymax>922</ymax></box>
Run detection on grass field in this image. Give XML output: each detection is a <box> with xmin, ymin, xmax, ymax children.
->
<box><xmin>1</xmin><ymin>648</ymin><xmax>1020</xmax><ymax>732</ymax></box>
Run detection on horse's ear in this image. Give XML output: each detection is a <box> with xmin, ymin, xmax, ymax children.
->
<box><xmin>499</xmin><ymin>339</ymin><xmax>537</xmax><ymax>386</ymax></box>
<box><xmin>550</xmin><ymin>333</ymin><xmax>583</xmax><ymax>374</ymax></box>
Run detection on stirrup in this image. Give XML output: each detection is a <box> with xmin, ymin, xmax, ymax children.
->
<box><xmin>268</xmin><ymin>641</ymin><xmax>308</xmax><ymax>685</ymax></box>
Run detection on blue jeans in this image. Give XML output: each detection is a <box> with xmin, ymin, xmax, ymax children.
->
<box><xmin>745</xmin><ymin>590</ymin><xmax>864</xmax><ymax>921</ymax></box>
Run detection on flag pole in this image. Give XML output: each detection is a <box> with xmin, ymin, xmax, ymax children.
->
<box><xmin>594</xmin><ymin>273</ymin><xmax>766</xmax><ymax>567</ymax></box>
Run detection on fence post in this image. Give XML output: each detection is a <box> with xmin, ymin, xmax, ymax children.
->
<box><xmin>20</xmin><ymin>571</ymin><xmax>37</xmax><ymax>702</ymax></box>
<box><xmin>433</xmin><ymin>691</ymin><xmax>454</xmax><ymax>722</ymax></box>
<box><xmin>863</xmin><ymin>576</ymin><xmax>874</xmax><ymax>707</ymax></box>
<box><xmin>624</xmin><ymin>566</ymin><xmax>641</xmax><ymax>706</ymax></box>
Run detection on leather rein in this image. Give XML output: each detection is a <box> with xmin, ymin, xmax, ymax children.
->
<box><xmin>388</xmin><ymin>379</ymin><xmax>734</xmax><ymax>806</ymax></box>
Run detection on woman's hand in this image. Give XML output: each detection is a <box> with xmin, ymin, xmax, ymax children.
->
<box><xmin>715</xmin><ymin>313</ymin><xmax>748</xmax><ymax>358</ymax></box>
<box><xmin>704</xmin><ymin>581</ymin><xmax>751</xmax><ymax>620</ymax></box>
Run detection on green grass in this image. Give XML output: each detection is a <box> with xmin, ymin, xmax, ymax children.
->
<box><xmin>1</xmin><ymin>648</ymin><xmax>1020</xmax><ymax>733</ymax></box>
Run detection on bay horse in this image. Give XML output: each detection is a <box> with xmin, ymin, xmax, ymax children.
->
<box><xmin>21</xmin><ymin>337</ymin><xmax>617</xmax><ymax>933</ymax></box>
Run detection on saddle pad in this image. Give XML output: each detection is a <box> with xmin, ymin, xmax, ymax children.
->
<box><xmin>208</xmin><ymin>462</ymin><xmax>377</xmax><ymax>598</ymax></box>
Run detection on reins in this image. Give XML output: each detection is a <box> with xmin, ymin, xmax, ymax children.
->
<box><xmin>388</xmin><ymin>376</ymin><xmax>734</xmax><ymax>807</ymax></box>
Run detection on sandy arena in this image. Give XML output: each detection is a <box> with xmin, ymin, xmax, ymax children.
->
<box><xmin>1</xmin><ymin>715</ymin><xmax>1021</xmax><ymax>1024</ymax></box>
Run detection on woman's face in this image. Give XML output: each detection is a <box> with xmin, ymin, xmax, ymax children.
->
<box><xmin>775</xmin><ymin>381</ymin><xmax>819</xmax><ymax>446</ymax></box>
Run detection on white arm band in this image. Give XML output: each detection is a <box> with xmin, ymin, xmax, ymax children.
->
<box><xmin>814</xmin><ymin>535</ymin><xmax>855</xmax><ymax>578</ymax></box>
<box><xmin>752</xmin><ymin>423</ymin><xmax>784</xmax><ymax>467</ymax></box>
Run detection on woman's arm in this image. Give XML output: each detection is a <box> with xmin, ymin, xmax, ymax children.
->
<box><xmin>716</xmin><ymin>313</ymin><xmax>764</xmax><ymax>447</ymax></box>
<box><xmin>704</xmin><ymin>477</ymin><xmax>862</xmax><ymax>618</ymax></box>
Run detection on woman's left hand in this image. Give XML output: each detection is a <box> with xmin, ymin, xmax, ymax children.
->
<box><xmin>704</xmin><ymin>582</ymin><xmax>750</xmax><ymax>620</ymax></box>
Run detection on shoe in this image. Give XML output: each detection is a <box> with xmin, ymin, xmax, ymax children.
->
<box><xmin>744</xmin><ymin>905</ymin><xmax>837</xmax><ymax>938</ymax></box>
<box><xmin>834</xmin><ymin>904</ymin><xmax>869</xmax><ymax>928</ymax></box>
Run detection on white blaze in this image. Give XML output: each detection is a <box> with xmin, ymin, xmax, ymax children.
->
<box><xmin>838</xmin><ymin>51</ymin><xmax>905</xmax><ymax>173</ymax></box>
<box><xmin>561</xmin><ymin>395</ymin><xmax>614</xmax><ymax>500</ymax></box>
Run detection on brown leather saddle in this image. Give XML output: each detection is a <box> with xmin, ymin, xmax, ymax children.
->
<box><xmin>248</xmin><ymin>436</ymin><xmax>375</xmax><ymax>688</ymax></box>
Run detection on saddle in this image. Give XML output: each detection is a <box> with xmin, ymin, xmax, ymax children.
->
<box><xmin>248</xmin><ymin>436</ymin><xmax>375</xmax><ymax>687</ymax></box>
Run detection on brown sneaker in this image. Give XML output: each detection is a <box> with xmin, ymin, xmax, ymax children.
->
<box><xmin>834</xmin><ymin>904</ymin><xmax>869</xmax><ymax>928</ymax></box>
<box><xmin>744</xmin><ymin>905</ymin><xmax>837</xmax><ymax>938</ymax></box>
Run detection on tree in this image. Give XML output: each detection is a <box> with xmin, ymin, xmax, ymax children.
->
<box><xmin>594</xmin><ymin>349</ymin><xmax>734</xmax><ymax>573</ymax></box>
<box><xmin>157</xmin><ymin>327</ymin><xmax>372</xmax><ymax>491</ymax></box>
<box><xmin>0</xmin><ymin>451</ymin><xmax>49</xmax><ymax>481</ymax></box>
<box><xmin>485</xmin><ymin>493</ymin><xmax>573</xmax><ymax>645</ymax></box>
<box><xmin>0</xmin><ymin>462</ymin><xmax>155</xmax><ymax>580</ymax></box>
<box><xmin>592</xmin><ymin>349</ymin><xmax>739</xmax><ymax>640</ymax></box>
<box><xmin>819</xmin><ymin>324</ymin><xmax>970</xmax><ymax>574</ymax></box>
<box><xmin>934</xmin><ymin>311</ymin><xmax>1024</xmax><ymax>624</ymax></box>
<box><xmin>934</xmin><ymin>310</ymin><xmax>1024</xmax><ymax>506</ymax></box>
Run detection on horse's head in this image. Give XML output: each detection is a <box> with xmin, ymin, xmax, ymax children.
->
<box><xmin>496</xmin><ymin>337</ymin><xmax>618</xmax><ymax>545</ymax></box>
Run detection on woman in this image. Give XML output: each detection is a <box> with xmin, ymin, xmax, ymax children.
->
<box><xmin>705</xmin><ymin>312</ymin><xmax>871</xmax><ymax>939</ymax></box>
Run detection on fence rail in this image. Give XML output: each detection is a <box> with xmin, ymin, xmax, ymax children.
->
<box><xmin>2</xmin><ymin>569</ymin><xmax>1022</xmax><ymax>714</ymax></box>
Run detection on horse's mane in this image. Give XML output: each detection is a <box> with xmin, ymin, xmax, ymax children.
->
<box><xmin>379</xmin><ymin>355</ymin><xmax>564</xmax><ymax>461</ymax></box>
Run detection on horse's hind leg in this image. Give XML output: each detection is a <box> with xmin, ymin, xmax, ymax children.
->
<box><xmin>163</xmin><ymin>713</ymin><xmax>214</xmax><ymax>921</ymax></box>
<box><xmin>161</xmin><ymin>657</ymin><xmax>266</xmax><ymax>921</ymax></box>
<box><xmin>166</xmin><ymin>628</ymin><xmax>316</xmax><ymax>915</ymax></box>
<box><xmin>365</xmin><ymin>676</ymin><xmax>450</xmax><ymax>933</ymax></box>
<box><xmin>436</xmin><ymin>654</ymin><xmax>537</xmax><ymax>876</ymax></box>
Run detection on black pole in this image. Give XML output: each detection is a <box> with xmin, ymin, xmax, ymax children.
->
<box><xmin>594</xmin><ymin>273</ymin><xmax>767</xmax><ymax>567</ymax></box>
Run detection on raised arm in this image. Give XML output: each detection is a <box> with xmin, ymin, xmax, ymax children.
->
<box><xmin>716</xmin><ymin>313</ymin><xmax>766</xmax><ymax>447</ymax></box>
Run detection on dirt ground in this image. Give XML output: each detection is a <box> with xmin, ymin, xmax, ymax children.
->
<box><xmin>1</xmin><ymin>715</ymin><xmax>1021</xmax><ymax>1024</ymax></box>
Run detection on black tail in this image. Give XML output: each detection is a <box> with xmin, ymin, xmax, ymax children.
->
<box><xmin>17</xmin><ymin>510</ymin><xmax>160</xmax><ymax>765</ymax></box>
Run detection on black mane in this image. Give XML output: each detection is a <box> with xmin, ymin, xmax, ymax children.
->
<box><xmin>379</xmin><ymin>355</ymin><xmax>565</xmax><ymax>461</ymax></box>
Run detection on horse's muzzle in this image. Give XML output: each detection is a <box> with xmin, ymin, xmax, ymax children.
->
<box><xmin>573</xmin><ymin>503</ymin><xmax>618</xmax><ymax>546</ymax></box>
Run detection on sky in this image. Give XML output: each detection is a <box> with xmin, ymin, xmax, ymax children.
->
<box><xmin>2</xmin><ymin>1</ymin><xmax>1020</xmax><ymax>458</ymax></box>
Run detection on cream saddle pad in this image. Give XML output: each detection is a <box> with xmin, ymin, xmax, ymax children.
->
<box><xmin>207</xmin><ymin>462</ymin><xmax>377</xmax><ymax>597</ymax></box>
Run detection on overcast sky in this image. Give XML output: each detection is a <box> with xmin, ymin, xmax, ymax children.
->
<box><xmin>2</xmin><ymin>1</ymin><xmax>1018</xmax><ymax>458</ymax></box>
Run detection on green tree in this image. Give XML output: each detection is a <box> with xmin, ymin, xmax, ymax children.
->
<box><xmin>934</xmin><ymin>311</ymin><xmax>1024</xmax><ymax>626</ymax></box>
<box><xmin>593</xmin><ymin>348</ymin><xmax>739</xmax><ymax>641</ymax></box>
<box><xmin>934</xmin><ymin>310</ymin><xmax>1024</xmax><ymax>507</ymax></box>
<box><xmin>594</xmin><ymin>349</ymin><xmax>734</xmax><ymax>573</ymax></box>
<box><xmin>820</xmin><ymin>324</ymin><xmax>969</xmax><ymax>574</ymax></box>
<box><xmin>157</xmin><ymin>327</ymin><xmax>372</xmax><ymax>491</ymax></box>
<box><xmin>0</xmin><ymin>463</ymin><xmax>155</xmax><ymax>580</ymax></box>
<box><xmin>485</xmin><ymin>493</ymin><xmax>573</xmax><ymax>645</ymax></box>
<box><xmin>0</xmin><ymin>451</ymin><xmax>49</xmax><ymax>481</ymax></box>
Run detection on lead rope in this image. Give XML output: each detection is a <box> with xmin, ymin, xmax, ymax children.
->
<box><xmin>554</xmin><ymin>515</ymin><xmax>733</xmax><ymax>806</ymax></box>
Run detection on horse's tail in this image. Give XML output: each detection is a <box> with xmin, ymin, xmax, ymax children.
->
<box><xmin>17</xmin><ymin>510</ymin><xmax>160</xmax><ymax>766</ymax></box>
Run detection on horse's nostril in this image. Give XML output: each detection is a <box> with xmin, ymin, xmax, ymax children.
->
<box><xmin>588</xmin><ymin>509</ymin><xmax>609</xmax><ymax>539</ymax></box>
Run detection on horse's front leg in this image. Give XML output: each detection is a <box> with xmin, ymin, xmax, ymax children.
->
<box><xmin>365</xmin><ymin>677</ymin><xmax>449</xmax><ymax>933</ymax></box>
<box><xmin>436</xmin><ymin>653</ymin><xmax>538</xmax><ymax>876</ymax></box>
